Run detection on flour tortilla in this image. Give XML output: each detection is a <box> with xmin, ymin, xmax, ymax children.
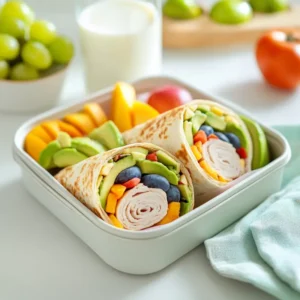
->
<box><xmin>123</xmin><ymin>100</ymin><xmax>253</xmax><ymax>205</ymax></box>
<box><xmin>55</xmin><ymin>143</ymin><xmax>194</xmax><ymax>229</ymax></box>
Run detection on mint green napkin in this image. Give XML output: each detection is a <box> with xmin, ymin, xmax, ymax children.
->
<box><xmin>204</xmin><ymin>125</ymin><xmax>300</xmax><ymax>300</ymax></box>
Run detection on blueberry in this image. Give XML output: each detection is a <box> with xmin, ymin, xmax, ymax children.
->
<box><xmin>200</xmin><ymin>125</ymin><xmax>214</xmax><ymax>136</ymax></box>
<box><xmin>225</xmin><ymin>133</ymin><xmax>241</xmax><ymax>149</ymax></box>
<box><xmin>166</xmin><ymin>185</ymin><xmax>181</xmax><ymax>203</ymax></box>
<box><xmin>141</xmin><ymin>174</ymin><xmax>170</xmax><ymax>192</ymax></box>
<box><xmin>214</xmin><ymin>132</ymin><xmax>230</xmax><ymax>143</ymax></box>
<box><xmin>115</xmin><ymin>166</ymin><xmax>142</xmax><ymax>184</ymax></box>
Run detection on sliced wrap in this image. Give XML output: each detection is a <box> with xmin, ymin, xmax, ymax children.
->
<box><xmin>55</xmin><ymin>143</ymin><xmax>194</xmax><ymax>231</ymax></box>
<box><xmin>123</xmin><ymin>100</ymin><xmax>253</xmax><ymax>205</ymax></box>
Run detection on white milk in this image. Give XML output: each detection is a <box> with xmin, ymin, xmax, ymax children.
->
<box><xmin>78</xmin><ymin>0</ymin><xmax>161</xmax><ymax>93</ymax></box>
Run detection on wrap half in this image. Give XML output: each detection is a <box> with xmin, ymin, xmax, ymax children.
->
<box><xmin>123</xmin><ymin>100</ymin><xmax>253</xmax><ymax>205</ymax></box>
<box><xmin>55</xmin><ymin>143</ymin><xmax>194</xmax><ymax>231</ymax></box>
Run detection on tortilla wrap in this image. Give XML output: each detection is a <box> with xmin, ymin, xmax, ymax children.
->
<box><xmin>123</xmin><ymin>100</ymin><xmax>253</xmax><ymax>205</ymax></box>
<box><xmin>55</xmin><ymin>143</ymin><xmax>194</xmax><ymax>231</ymax></box>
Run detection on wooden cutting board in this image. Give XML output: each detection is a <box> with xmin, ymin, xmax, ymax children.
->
<box><xmin>163</xmin><ymin>6</ymin><xmax>300</xmax><ymax>48</ymax></box>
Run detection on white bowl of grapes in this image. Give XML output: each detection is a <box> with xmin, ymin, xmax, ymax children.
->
<box><xmin>0</xmin><ymin>0</ymin><xmax>75</xmax><ymax>113</ymax></box>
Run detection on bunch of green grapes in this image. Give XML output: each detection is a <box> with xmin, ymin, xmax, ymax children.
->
<box><xmin>0</xmin><ymin>0</ymin><xmax>74</xmax><ymax>80</ymax></box>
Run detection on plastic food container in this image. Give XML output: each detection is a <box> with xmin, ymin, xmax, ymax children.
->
<box><xmin>13</xmin><ymin>76</ymin><xmax>291</xmax><ymax>275</ymax></box>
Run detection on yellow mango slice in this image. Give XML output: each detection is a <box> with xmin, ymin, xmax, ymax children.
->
<box><xmin>110</xmin><ymin>184</ymin><xmax>127</xmax><ymax>200</ymax></box>
<box><xmin>111</xmin><ymin>82</ymin><xmax>135</xmax><ymax>132</ymax></box>
<box><xmin>199</xmin><ymin>160</ymin><xmax>219</xmax><ymax>180</ymax></box>
<box><xmin>41</xmin><ymin>121</ymin><xmax>60</xmax><ymax>139</ymax></box>
<box><xmin>29</xmin><ymin>125</ymin><xmax>53</xmax><ymax>143</ymax></box>
<box><xmin>108</xmin><ymin>214</ymin><xmax>124</xmax><ymax>229</ymax></box>
<box><xmin>105</xmin><ymin>192</ymin><xmax>118</xmax><ymax>214</ymax></box>
<box><xmin>57</xmin><ymin>121</ymin><xmax>83</xmax><ymax>137</ymax></box>
<box><xmin>64</xmin><ymin>113</ymin><xmax>96</xmax><ymax>135</ymax></box>
<box><xmin>132</xmin><ymin>101</ymin><xmax>159</xmax><ymax>127</ymax></box>
<box><xmin>24</xmin><ymin>133</ymin><xmax>47</xmax><ymax>161</ymax></box>
<box><xmin>83</xmin><ymin>103</ymin><xmax>108</xmax><ymax>127</ymax></box>
<box><xmin>211</xmin><ymin>106</ymin><xmax>224</xmax><ymax>116</ymax></box>
<box><xmin>190</xmin><ymin>145</ymin><xmax>202</xmax><ymax>161</ymax></box>
<box><xmin>157</xmin><ymin>202</ymin><xmax>180</xmax><ymax>225</ymax></box>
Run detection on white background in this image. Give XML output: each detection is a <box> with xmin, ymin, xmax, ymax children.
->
<box><xmin>1</xmin><ymin>0</ymin><xmax>300</xmax><ymax>299</ymax></box>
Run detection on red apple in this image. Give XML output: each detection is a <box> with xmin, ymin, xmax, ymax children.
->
<box><xmin>147</xmin><ymin>85</ymin><xmax>193</xmax><ymax>113</ymax></box>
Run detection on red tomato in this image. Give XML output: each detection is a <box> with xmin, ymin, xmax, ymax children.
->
<box><xmin>256</xmin><ymin>30</ymin><xmax>300</xmax><ymax>90</ymax></box>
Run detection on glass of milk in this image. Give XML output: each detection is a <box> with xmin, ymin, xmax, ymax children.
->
<box><xmin>76</xmin><ymin>0</ymin><xmax>162</xmax><ymax>94</ymax></box>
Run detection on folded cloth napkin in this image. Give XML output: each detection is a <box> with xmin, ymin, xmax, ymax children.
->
<box><xmin>204</xmin><ymin>125</ymin><xmax>300</xmax><ymax>300</ymax></box>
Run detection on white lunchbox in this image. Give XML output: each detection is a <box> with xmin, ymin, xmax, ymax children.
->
<box><xmin>13</xmin><ymin>76</ymin><xmax>291</xmax><ymax>275</ymax></box>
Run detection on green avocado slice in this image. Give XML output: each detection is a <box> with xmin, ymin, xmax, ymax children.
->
<box><xmin>240</xmin><ymin>115</ymin><xmax>270</xmax><ymax>169</ymax></box>
<box><xmin>71</xmin><ymin>137</ymin><xmax>106</xmax><ymax>157</ymax></box>
<box><xmin>89</xmin><ymin>120</ymin><xmax>124</xmax><ymax>150</ymax></box>
<box><xmin>39</xmin><ymin>140</ymin><xmax>61</xmax><ymax>170</ymax></box>
<box><xmin>53</xmin><ymin>148</ymin><xmax>88</xmax><ymax>168</ymax></box>
<box><xmin>178</xmin><ymin>184</ymin><xmax>193</xmax><ymax>216</ymax></box>
<box><xmin>183</xmin><ymin>121</ymin><xmax>193</xmax><ymax>146</ymax></box>
<box><xmin>205</xmin><ymin>112</ymin><xmax>226</xmax><ymax>131</ymax></box>
<box><xmin>98</xmin><ymin>155</ymin><xmax>136</xmax><ymax>208</ymax></box>
<box><xmin>156</xmin><ymin>150</ymin><xmax>180</xmax><ymax>173</ymax></box>
<box><xmin>138</xmin><ymin>160</ymin><xmax>179</xmax><ymax>185</ymax></box>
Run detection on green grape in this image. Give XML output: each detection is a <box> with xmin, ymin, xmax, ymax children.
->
<box><xmin>30</xmin><ymin>20</ymin><xmax>56</xmax><ymax>45</ymax></box>
<box><xmin>0</xmin><ymin>60</ymin><xmax>9</xmax><ymax>79</ymax></box>
<box><xmin>10</xmin><ymin>62</ymin><xmax>39</xmax><ymax>80</ymax></box>
<box><xmin>21</xmin><ymin>41</ymin><xmax>52</xmax><ymax>70</ymax></box>
<box><xmin>0</xmin><ymin>33</ymin><xmax>20</xmax><ymax>60</ymax></box>
<box><xmin>0</xmin><ymin>16</ymin><xmax>27</xmax><ymax>39</ymax></box>
<box><xmin>0</xmin><ymin>1</ymin><xmax>35</xmax><ymax>25</ymax></box>
<box><xmin>48</xmin><ymin>36</ymin><xmax>74</xmax><ymax>64</ymax></box>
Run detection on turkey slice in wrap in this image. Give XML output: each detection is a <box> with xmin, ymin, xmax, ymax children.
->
<box><xmin>55</xmin><ymin>143</ymin><xmax>194</xmax><ymax>231</ymax></box>
<box><xmin>123</xmin><ymin>100</ymin><xmax>253</xmax><ymax>205</ymax></box>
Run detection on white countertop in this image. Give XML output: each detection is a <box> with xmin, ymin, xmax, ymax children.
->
<box><xmin>1</xmin><ymin>5</ymin><xmax>300</xmax><ymax>300</ymax></box>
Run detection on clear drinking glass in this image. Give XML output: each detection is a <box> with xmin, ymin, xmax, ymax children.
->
<box><xmin>76</xmin><ymin>0</ymin><xmax>162</xmax><ymax>94</ymax></box>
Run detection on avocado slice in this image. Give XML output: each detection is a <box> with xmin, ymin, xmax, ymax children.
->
<box><xmin>183</xmin><ymin>121</ymin><xmax>193</xmax><ymax>146</ymax></box>
<box><xmin>57</xmin><ymin>132</ymin><xmax>71</xmax><ymax>148</ymax></box>
<box><xmin>226</xmin><ymin>121</ymin><xmax>250</xmax><ymax>152</ymax></box>
<box><xmin>240</xmin><ymin>115</ymin><xmax>270</xmax><ymax>169</ymax></box>
<box><xmin>205</xmin><ymin>112</ymin><xmax>226</xmax><ymax>131</ymax></box>
<box><xmin>191</xmin><ymin>111</ymin><xmax>207</xmax><ymax>134</ymax></box>
<box><xmin>98</xmin><ymin>155</ymin><xmax>136</xmax><ymax>208</ymax></box>
<box><xmin>184</xmin><ymin>108</ymin><xmax>195</xmax><ymax>120</ymax></box>
<box><xmin>39</xmin><ymin>140</ymin><xmax>61</xmax><ymax>170</ymax></box>
<box><xmin>197</xmin><ymin>104</ymin><xmax>210</xmax><ymax>113</ymax></box>
<box><xmin>89</xmin><ymin>120</ymin><xmax>124</xmax><ymax>150</ymax></box>
<box><xmin>53</xmin><ymin>148</ymin><xmax>88</xmax><ymax>168</ymax></box>
<box><xmin>156</xmin><ymin>150</ymin><xmax>180</xmax><ymax>173</ymax></box>
<box><xmin>71</xmin><ymin>137</ymin><xmax>106</xmax><ymax>157</ymax></box>
<box><xmin>178</xmin><ymin>184</ymin><xmax>193</xmax><ymax>215</ymax></box>
<box><xmin>138</xmin><ymin>160</ymin><xmax>179</xmax><ymax>185</ymax></box>
<box><xmin>131</xmin><ymin>151</ymin><xmax>146</xmax><ymax>161</ymax></box>
<box><xmin>123</xmin><ymin>147</ymin><xmax>148</xmax><ymax>156</ymax></box>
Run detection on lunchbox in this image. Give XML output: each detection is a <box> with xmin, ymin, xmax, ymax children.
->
<box><xmin>13</xmin><ymin>76</ymin><xmax>291</xmax><ymax>275</ymax></box>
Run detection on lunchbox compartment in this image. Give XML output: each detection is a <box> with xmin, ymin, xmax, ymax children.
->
<box><xmin>13</xmin><ymin>76</ymin><xmax>291</xmax><ymax>273</ymax></box>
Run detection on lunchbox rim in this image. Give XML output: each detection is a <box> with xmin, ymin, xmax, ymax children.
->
<box><xmin>13</xmin><ymin>75</ymin><xmax>292</xmax><ymax>240</ymax></box>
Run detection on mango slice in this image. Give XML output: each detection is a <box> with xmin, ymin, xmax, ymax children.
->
<box><xmin>83</xmin><ymin>103</ymin><xmax>108</xmax><ymax>127</ymax></box>
<box><xmin>64</xmin><ymin>113</ymin><xmax>96</xmax><ymax>135</ymax></box>
<box><xmin>108</xmin><ymin>214</ymin><xmax>124</xmax><ymax>229</ymax></box>
<box><xmin>41</xmin><ymin>121</ymin><xmax>60</xmax><ymax>139</ymax></box>
<box><xmin>29</xmin><ymin>125</ymin><xmax>53</xmax><ymax>143</ymax></box>
<box><xmin>111</xmin><ymin>82</ymin><xmax>135</xmax><ymax>132</ymax></box>
<box><xmin>157</xmin><ymin>202</ymin><xmax>180</xmax><ymax>225</ymax></box>
<box><xmin>132</xmin><ymin>101</ymin><xmax>159</xmax><ymax>127</ymax></box>
<box><xmin>24</xmin><ymin>133</ymin><xmax>47</xmax><ymax>161</ymax></box>
<box><xmin>57</xmin><ymin>121</ymin><xmax>83</xmax><ymax>137</ymax></box>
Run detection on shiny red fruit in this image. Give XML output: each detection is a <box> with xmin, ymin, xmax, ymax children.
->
<box><xmin>123</xmin><ymin>178</ymin><xmax>141</xmax><ymax>189</ymax></box>
<box><xmin>147</xmin><ymin>85</ymin><xmax>193</xmax><ymax>113</ymax></box>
